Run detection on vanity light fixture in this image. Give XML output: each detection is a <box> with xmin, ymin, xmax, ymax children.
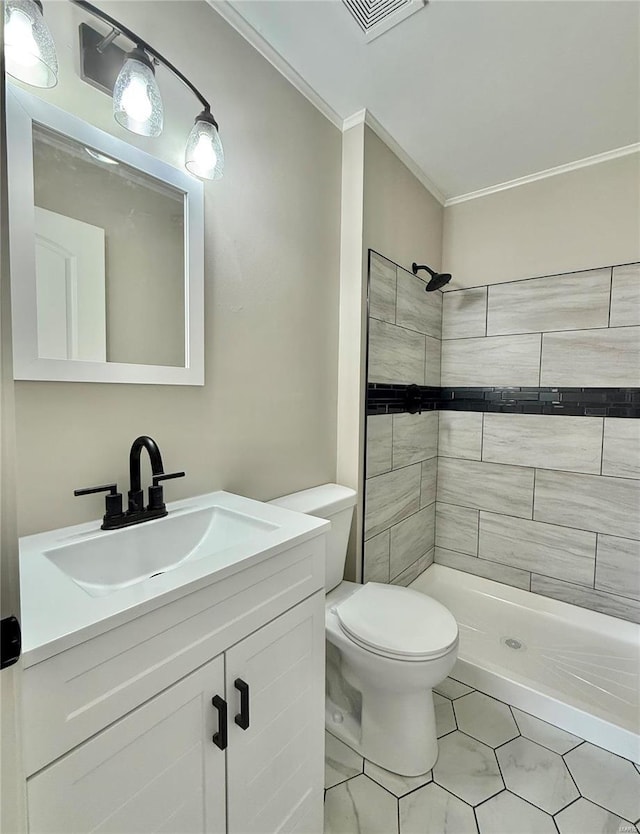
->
<box><xmin>4</xmin><ymin>0</ymin><xmax>59</xmax><ymax>88</ymax></box>
<box><xmin>3</xmin><ymin>0</ymin><xmax>224</xmax><ymax>181</ymax></box>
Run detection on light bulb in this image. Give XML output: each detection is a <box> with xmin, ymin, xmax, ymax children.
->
<box><xmin>113</xmin><ymin>47</ymin><xmax>163</xmax><ymax>137</ymax></box>
<box><xmin>185</xmin><ymin>111</ymin><xmax>224</xmax><ymax>180</ymax></box>
<box><xmin>120</xmin><ymin>76</ymin><xmax>153</xmax><ymax>123</ymax></box>
<box><xmin>4</xmin><ymin>0</ymin><xmax>58</xmax><ymax>88</ymax></box>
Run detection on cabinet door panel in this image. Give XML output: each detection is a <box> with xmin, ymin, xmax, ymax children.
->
<box><xmin>27</xmin><ymin>656</ymin><xmax>226</xmax><ymax>834</ymax></box>
<box><xmin>226</xmin><ymin>592</ymin><xmax>325</xmax><ymax>834</ymax></box>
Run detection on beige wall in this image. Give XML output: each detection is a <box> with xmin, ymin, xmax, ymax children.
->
<box><xmin>363</xmin><ymin>126</ymin><xmax>443</xmax><ymax>274</ymax></box>
<box><xmin>11</xmin><ymin>1</ymin><xmax>342</xmax><ymax>535</ymax></box>
<box><xmin>443</xmin><ymin>153</ymin><xmax>640</xmax><ymax>288</ymax></box>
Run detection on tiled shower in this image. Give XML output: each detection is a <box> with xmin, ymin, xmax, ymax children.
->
<box><xmin>363</xmin><ymin>253</ymin><xmax>640</xmax><ymax>623</ymax></box>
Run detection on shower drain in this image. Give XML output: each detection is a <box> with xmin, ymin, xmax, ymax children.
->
<box><xmin>501</xmin><ymin>636</ymin><xmax>526</xmax><ymax>651</ymax></box>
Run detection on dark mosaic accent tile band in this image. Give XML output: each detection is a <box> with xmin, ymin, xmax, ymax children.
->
<box><xmin>367</xmin><ymin>384</ymin><xmax>640</xmax><ymax>417</ymax></box>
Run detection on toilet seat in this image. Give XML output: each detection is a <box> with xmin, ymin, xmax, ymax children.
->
<box><xmin>335</xmin><ymin>582</ymin><xmax>458</xmax><ymax>661</ymax></box>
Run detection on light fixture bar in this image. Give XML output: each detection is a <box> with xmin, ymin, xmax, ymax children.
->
<box><xmin>70</xmin><ymin>0</ymin><xmax>212</xmax><ymax>112</ymax></box>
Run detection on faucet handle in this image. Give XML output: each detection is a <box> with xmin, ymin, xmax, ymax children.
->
<box><xmin>74</xmin><ymin>483</ymin><xmax>124</xmax><ymax>523</ymax></box>
<box><xmin>148</xmin><ymin>471</ymin><xmax>186</xmax><ymax>512</ymax></box>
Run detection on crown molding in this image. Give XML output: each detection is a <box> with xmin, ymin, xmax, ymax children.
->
<box><xmin>206</xmin><ymin>0</ymin><xmax>343</xmax><ymax>130</ymax></box>
<box><xmin>445</xmin><ymin>143</ymin><xmax>640</xmax><ymax>206</ymax></box>
<box><xmin>343</xmin><ymin>108</ymin><xmax>446</xmax><ymax>205</ymax></box>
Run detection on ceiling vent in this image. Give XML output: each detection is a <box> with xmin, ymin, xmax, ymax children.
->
<box><xmin>342</xmin><ymin>0</ymin><xmax>427</xmax><ymax>43</ymax></box>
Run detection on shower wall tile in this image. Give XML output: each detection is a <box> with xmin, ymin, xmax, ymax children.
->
<box><xmin>594</xmin><ymin>534</ymin><xmax>640</xmax><ymax>601</ymax></box>
<box><xmin>391</xmin><ymin>549</ymin><xmax>434</xmax><ymax>586</ymax></box>
<box><xmin>438</xmin><ymin>411</ymin><xmax>482</xmax><ymax>460</ymax></box>
<box><xmin>392</xmin><ymin>411</ymin><xmax>438</xmax><ymax>469</ymax></box>
<box><xmin>420</xmin><ymin>457</ymin><xmax>438</xmax><ymax>507</ymax></box>
<box><xmin>482</xmin><ymin>413</ymin><xmax>603</xmax><ymax>474</ymax></box>
<box><xmin>366</xmin><ymin>415</ymin><xmax>392</xmax><ymax>477</ymax></box>
<box><xmin>437</xmin><ymin>457</ymin><xmax>535</xmax><ymax>519</ymax></box>
<box><xmin>602</xmin><ymin>418</ymin><xmax>640</xmax><ymax>479</ymax></box>
<box><xmin>363</xmin><ymin>530</ymin><xmax>390</xmax><ymax>583</ymax></box>
<box><xmin>369</xmin><ymin>252</ymin><xmax>397</xmax><ymax>323</ymax></box>
<box><xmin>442</xmin><ymin>287</ymin><xmax>487</xmax><ymax>340</ymax></box>
<box><xmin>610</xmin><ymin>264</ymin><xmax>640</xmax><ymax>328</ymax></box>
<box><xmin>390</xmin><ymin>504</ymin><xmax>436</xmax><ymax>579</ymax></box>
<box><xmin>436</xmin><ymin>502</ymin><xmax>479</xmax><ymax>556</ymax></box>
<box><xmin>396</xmin><ymin>267</ymin><xmax>442</xmax><ymax>339</ymax></box>
<box><xmin>534</xmin><ymin>470</ymin><xmax>640</xmax><ymax>541</ymax></box>
<box><xmin>425</xmin><ymin>335</ymin><xmax>441</xmax><ymax>386</ymax></box>
<box><xmin>441</xmin><ymin>334</ymin><xmax>541</xmax><ymax>386</ymax></box>
<box><xmin>365</xmin><ymin>463</ymin><xmax>422</xmax><ymax>540</ymax></box>
<box><xmin>530</xmin><ymin>574</ymin><xmax>640</xmax><ymax>624</ymax></box>
<box><xmin>478</xmin><ymin>513</ymin><xmax>596</xmax><ymax>586</ymax></box>
<box><xmin>540</xmin><ymin>327</ymin><xmax>640</xmax><ymax>386</ymax></box>
<box><xmin>486</xmin><ymin>269</ymin><xmax>611</xmax><ymax>336</ymax></box>
<box><xmin>434</xmin><ymin>547</ymin><xmax>530</xmax><ymax>591</ymax></box>
<box><xmin>368</xmin><ymin>318</ymin><xmax>425</xmax><ymax>384</ymax></box>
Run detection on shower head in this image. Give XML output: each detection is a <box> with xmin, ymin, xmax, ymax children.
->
<box><xmin>411</xmin><ymin>262</ymin><xmax>453</xmax><ymax>292</ymax></box>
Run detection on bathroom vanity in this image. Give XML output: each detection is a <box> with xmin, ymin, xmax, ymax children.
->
<box><xmin>19</xmin><ymin>492</ymin><xmax>328</xmax><ymax>834</ymax></box>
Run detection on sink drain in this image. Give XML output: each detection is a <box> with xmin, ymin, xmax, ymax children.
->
<box><xmin>501</xmin><ymin>636</ymin><xmax>525</xmax><ymax>651</ymax></box>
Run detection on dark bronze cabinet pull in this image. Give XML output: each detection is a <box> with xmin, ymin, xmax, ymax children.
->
<box><xmin>234</xmin><ymin>678</ymin><xmax>250</xmax><ymax>730</ymax></box>
<box><xmin>211</xmin><ymin>695</ymin><xmax>228</xmax><ymax>749</ymax></box>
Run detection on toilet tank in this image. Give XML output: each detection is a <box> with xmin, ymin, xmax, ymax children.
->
<box><xmin>269</xmin><ymin>484</ymin><xmax>357</xmax><ymax>591</ymax></box>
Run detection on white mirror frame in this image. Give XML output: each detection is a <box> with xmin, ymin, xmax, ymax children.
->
<box><xmin>6</xmin><ymin>84</ymin><xmax>205</xmax><ymax>385</ymax></box>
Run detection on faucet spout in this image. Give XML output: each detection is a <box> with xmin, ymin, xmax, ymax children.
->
<box><xmin>128</xmin><ymin>435</ymin><xmax>165</xmax><ymax>512</ymax></box>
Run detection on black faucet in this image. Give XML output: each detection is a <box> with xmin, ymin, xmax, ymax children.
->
<box><xmin>74</xmin><ymin>435</ymin><xmax>185</xmax><ymax>530</ymax></box>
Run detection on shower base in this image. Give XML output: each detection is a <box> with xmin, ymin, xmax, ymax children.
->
<box><xmin>411</xmin><ymin>564</ymin><xmax>639</xmax><ymax>763</ymax></box>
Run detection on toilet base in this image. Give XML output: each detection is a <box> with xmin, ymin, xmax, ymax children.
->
<box><xmin>325</xmin><ymin>690</ymin><xmax>438</xmax><ymax>777</ymax></box>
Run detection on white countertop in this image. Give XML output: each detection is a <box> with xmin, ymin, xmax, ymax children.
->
<box><xmin>19</xmin><ymin>491</ymin><xmax>329</xmax><ymax>667</ymax></box>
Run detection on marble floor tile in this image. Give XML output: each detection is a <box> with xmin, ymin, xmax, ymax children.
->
<box><xmin>325</xmin><ymin>732</ymin><xmax>364</xmax><ymax>789</ymax></box>
<box><xmin>434</xmin><ymin>677</ymin><xmax>473</xmax><ymax>700</ymax></box>
<box><xmin>433</xmin><ymin>731</ymin><xmax>504</xmax><ymax>806</ymax></box>
<box><xmin>399</xmin><ymin>782</ymin><xmax>478</xmax><ymax>834</ymax></box>
<box><xmin>564</xmin><ymin>742</ymin><xmax>640</xmax><ymax>823</ymax></box>
<box><xmin>324</xmin><ymin>774</ymin><xmax>399</xmax><ymax>834</ymax></box>
<box><xmin>510</xmin><ymin>708</ymin><xmax>582</xmax><ymax>754</ymax></box>
<box><xmin>496</xmin><ymin>737</ymin><xmax>578</xmax><ymax>814</ymax></box>
<box><xmin>475</xmin><ymin>790</ymin><xmax>557</xmax><ymax>834</ymax></box>
<box><xmin>555</xmin><ymin>797</ymin><xmax>639</xmax><ymax>834</ymax></box>
<box><xmin>453</xmin><ymin>692</ymin><xmax>519</xmax><ymax>748</ymax></box>
<box><xmin>434</xmin><ymin>693</ymin><xmax>456</xmax><ymax>737</ymax></box>
<box><xmin>364</xmin><ymin>760</ymin><xmax>432</xmax><ymax>797</ymax></box>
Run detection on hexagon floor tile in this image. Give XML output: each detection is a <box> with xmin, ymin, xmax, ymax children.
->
<box><xmin>496</xmin><ymin>737</ymin><xmax>579</xmax><ymax>814</ymax></box>
<box><xmin>324</xmin><ymin>774</ymin><xmax>398</xmax><ymax>834</ymax></box>
<box><xmin>555</xmin><ymin>798</ymin><xmax>639</xmax><ymax>834</ymax></box>
<box><xmin>433</xmin><ymin>731</ymin><xmax>504</xmax><ymax>806</ymax></box>
<box><xmin>434</xmin><ymin>677</ymin><xmax>473</xmax><ymax>700</ymax></box>
<box><xmin>325</xmin><ymin>732</ymin><xmax>363</xmax><ymax>789</ymax></box>
<box><xmin>453</xmin><ymin>691</ymin><xmax>519</xmax><ymax>748</ymax></box>
<box><xmin>475</xmin><ymin>790</ymin><xmax>557</xmax><ymax>834</ymax></box>
<box><xmin>364</xmin><ymin>759</ymin><xmax>432</xmax><ymax>797</ymax></box>
<box><xmin>564</xmin><ymin>742</ymin><xmax>640</xmax><ymax>823</ymax></box>
<box><xmin>400</xmin><ymin>782</ymin><xmax>478</xmax><ymax>834</ymax></box>
<box><xmin>511</xmin><ymin>707</ymin><xmax>582</xmax><ymax>754</ymax></box>
<box><xmin>434</xmin><ymin>692</ymin><xmax>456</xmax><ymax>737</ymax></box>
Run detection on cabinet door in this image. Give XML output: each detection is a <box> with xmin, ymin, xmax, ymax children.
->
<box><xmin>225</xmin><ymin>592</ymin><xmax>325</xmax><ymax>834</ymax></box>
<box><xmin>27</xmin><ymin>655</ymin><xmax>227</xmax><ymax>834</ymax></box>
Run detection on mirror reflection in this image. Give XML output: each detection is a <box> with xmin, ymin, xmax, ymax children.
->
<box><xmin>32</xmin><ymin>124</ymin><xmax>185</xmax><ymax>367</ymax></box>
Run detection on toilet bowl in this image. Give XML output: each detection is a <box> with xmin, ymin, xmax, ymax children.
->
<box><xmin>269</xmin><ymin>484</ymin><xmax>459</xmax><ymax>776</ymax></box>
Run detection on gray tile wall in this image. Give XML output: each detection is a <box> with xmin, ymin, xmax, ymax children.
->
<box><xmin>364</xmin><ymin>252</ymin><xmax>442</xmax><ymax>584</ymax></box>
<box><xmin>366</xmin><ymin>255</ymin><xmax>640</xmax><ymax>622</ymax></box>
<box><xmin>435</xmin><ymin>263</ymin><xmax>640</xmax><ymax>623</ymax></box>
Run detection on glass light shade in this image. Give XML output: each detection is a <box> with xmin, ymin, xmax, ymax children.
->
<box><xmin>185</xmin><ymin>117</ymin><xmax>224</xmax><ymax>180</ymax></box>
<box><xmin>4</xmin><ymin>0</ymin><xmax>58</xmax><ymax>88</ymax></box>
<box><xmin>113</xmin><ymin>51</ymin><xmax>163</xmax><ymax>137</ymax></box>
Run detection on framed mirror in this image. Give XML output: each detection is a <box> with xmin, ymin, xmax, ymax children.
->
<box><xmin>6</xmin><ymin>84</ymin><xmax>204</xmax><ymax>385</ymax></box>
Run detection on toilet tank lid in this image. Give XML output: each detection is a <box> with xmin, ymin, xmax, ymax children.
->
<box><xmin>269</xmin><ymin>483</ymin><xmax>357</xmax><ymax>516</ymax></box>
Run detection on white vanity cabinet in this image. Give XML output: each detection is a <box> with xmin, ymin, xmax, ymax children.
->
<box><xmin>21</xmin><ymin>534</ymin><xmax>326</xmax><ymax>834</ymax></box>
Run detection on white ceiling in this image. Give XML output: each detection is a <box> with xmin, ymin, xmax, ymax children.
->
<box><xmin>213</xmin><ymin>0</ymin><xmax>640</xmax><ymax>201</ymax></box>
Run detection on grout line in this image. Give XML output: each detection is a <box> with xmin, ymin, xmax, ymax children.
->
<box><xmin>538</xmin><ymin>332</ymin><xmax>544</xmax><ymax>385</ymax></box>
<box><xmin>608</xmin><ymin>266</ymin><xmax>613</xmax><ymax>328</ymax></box>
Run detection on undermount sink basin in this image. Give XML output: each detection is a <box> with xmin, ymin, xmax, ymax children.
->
<box><xmin>44</xmin><ymin>504</ymin><xmax>279</xmax><ymax>597</ymax></box>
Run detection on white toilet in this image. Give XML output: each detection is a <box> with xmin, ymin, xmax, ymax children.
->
<box><xmin>270</xmin><ymin>483</ymin><xmax>459</xmax><ymax>776</ymax></box>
